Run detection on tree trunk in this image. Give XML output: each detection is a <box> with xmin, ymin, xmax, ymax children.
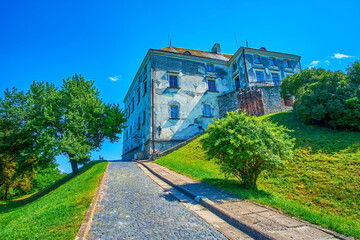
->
<box><xmin>70</xmin><ymin>158</ymin><xmax>79</xmax><ymax>175</ymax></box>
<box><xmin>4</xmin><ymin>185</ymin><xmax>9</xmax><ymax>200</ymax></box>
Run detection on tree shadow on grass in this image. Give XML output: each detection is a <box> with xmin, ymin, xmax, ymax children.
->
<box><xmin>0</xmin><ymin>160</ymin><xmax>107</xmax><ymax>213</ymax></box>
<box><xmin>201</xmin><ymin>178</ymin><xmax>272</xmax><ymax>202</ymax></box>
<box><xmin>265</xmin><ymin>111</ymin><xmax>360</xmax><ymax>154</ymax></box>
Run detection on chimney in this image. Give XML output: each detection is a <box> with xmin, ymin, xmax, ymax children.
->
<box><xmin>211</xmin><ymin>43</ymin><xmax>221</xmax><ymax>54</ymax></box>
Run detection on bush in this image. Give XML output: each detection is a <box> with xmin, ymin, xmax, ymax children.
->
<box><xmin>201</xmin><ymin>111</ymin><xmax>294</xmax><ymax>189</ymax></box>
<box><xmin>281</xmin><ymin>61</ymin><xmax>360</xmax><ymax>130</ymax></box>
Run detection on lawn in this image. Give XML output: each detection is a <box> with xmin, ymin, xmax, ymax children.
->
<box><xmin>0</xmin><ymin>161</ymin><xmax>108</xmax><ymax>240</ymax></box>
<box><xmin>155</xmin><ymin>111</ymin><xmax>360</xmax><ymax>238</ymax></box>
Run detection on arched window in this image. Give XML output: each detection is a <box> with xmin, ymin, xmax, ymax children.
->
<box><xmin>184</xmin><ymin>51</ymin><xmax>191</xmax><ymax>55</ymax></box>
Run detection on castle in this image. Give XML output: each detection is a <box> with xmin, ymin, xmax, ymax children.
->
<box><xmin>122</xmin><ymin>44</ymin><xmax>301</xmax><ymax>160</ymax></box>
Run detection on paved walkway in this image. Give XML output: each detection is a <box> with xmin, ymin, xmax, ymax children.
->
<box><xmin>139</xmin><ymin>162</ymin><xmax>350</xmax><ymax>240</ymax></box>
<box><xmin>87</xmin><ymin>162</ymin><xmax>228</xmax><ymax>239</ymax></box>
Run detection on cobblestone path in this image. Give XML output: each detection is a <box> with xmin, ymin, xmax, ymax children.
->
<box><xmin>88</xmin><ymin>162</ymin><xmax>227</xmax><ymax>240</ymax></box>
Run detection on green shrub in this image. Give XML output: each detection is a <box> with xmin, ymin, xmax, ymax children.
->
<box><xmin>281</xmin><ymin>61</ymin><xmax>360</xmax><ymax>130</ymax></box>
<box><xmin>201</xmin><ymin>111</ymin><xmax>294</xmax><ymax>189</ymax></box>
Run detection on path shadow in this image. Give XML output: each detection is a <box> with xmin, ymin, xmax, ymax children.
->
<box><xmin>159</xmin><ymin>192</ymin><xmax>178</xmax><ymax>202</ymax></box>
<box><xmin>0</xmin><ymin>161</ymin><xmax>106</xmax><ymax>213</ymax></box>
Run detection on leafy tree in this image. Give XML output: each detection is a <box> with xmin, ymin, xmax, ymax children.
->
<box><xmin>201</xmin><ymin>111</ymin><xmax>294</xmax><ymax>189</ymax></box>
<box><xmin>281</xmin><ymin>61</ymin><xmax>360</xmax><ymax>130</ymax></box>
<box><xmin>0</xmin><ymin>119</ymin><xmax>38</xmax><ymax>199</ymax></box>
<box><xmin>0</xmin><ymin>74</ymin><xmax>126</xmax><ymax>176</ymax></box>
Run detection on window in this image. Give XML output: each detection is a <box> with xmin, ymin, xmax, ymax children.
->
<box><xmin>269</xmin><ymin>58</ymin><xmax>276</xmax><ymax>66</ymax></box>
<box><xmin>128</xmin><ymin>104</ymin><xmax>131</xmax><ymax>115</ymax></box>
<box><xmin>234</xmin><ymin>76</ymin><xmax>240</xmax><ymax>89</ymax></box>
<box><xmin>170</xmin><ymin>106</ymin><xmax>179</xmax><ymax>119</ymax></box>
<box><xmin>143</xmin><ymin>111</ymin><xmax>146</xmax><ymax>124</ymax></box>
<box><xmin>184</xmin><ymin>51</ymin><xmax>191</xmax><ymax>55</ymax></box>
<box><xmin>130</xmin><ymin>126</ymin><xmax>132</xmax><ymax>134</ymax></box>
<box><xmin>284</xmin><ymin>60</ymin><xmax>291</xmax><ymax>68</ymax></box>
<box><xmin>207</xmin><ymin>64</ymin><xmax>214</xmax><ymax>72</ymax></box>
<box><xmin>143</xmin><ymin>80</ymin><xmax>147</xmax><ymax>95</ymax></box>
<box><xmin>271</xmin><ymin>73</ymin><xmax>280</xmax><ymax>86</ymax></box>
<box><xmin>169</xmin><ymin>75</ymin><xmax>179</xmax><ymax>88</ymax></box>
<box><xmin>208</xmin><ymin>79</ymin><xmax>216</xmax><ymax>92</ymax></box>
<box><xmin>254</xmin><ymin>55</ymin><xmax>261</xmax><ymax>64</ymax></box>
<box><xmin>232</xmin><ymin>63</ymin><xmax>237</xmax><ymax>72</ymax></box>
<box><xmin>137</xmin><ymin>116</ymin><xmax>140</xmax><ymax>129</ymax></box>
<box><xmin>137</xmin><ymin>89</ymin><xmax>140</xmax><ymax>104</ymax></box>
<box><xmin>255</xmin><ymin>71</ymin><xmax>265</xmax><ymax>82</ymax></box>
<box><xmin>131</xmin><ymin>98</ymin><xmax>134</xmax><ymax>112</ymax></box>
<box><xmin>203</xmin><ymin>104</ymin><xmax>211</xmax><ymax>117</ymax></box>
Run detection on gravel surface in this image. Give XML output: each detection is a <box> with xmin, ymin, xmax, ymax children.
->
<box><xmin>88</xmin><ymin>162</ymin><xmax>227</xmax><ymax>240</ymax></box>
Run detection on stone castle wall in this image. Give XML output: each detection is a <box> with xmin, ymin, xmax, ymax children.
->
<box><xmin>217</xmin><ymin>90</ymin><xmax>239</xmax><ymax>118</ymax></box>
<box><xmin>261</xmin><ymin>86</ymin><xmax>292</xmax><ymax>114</ymax></box>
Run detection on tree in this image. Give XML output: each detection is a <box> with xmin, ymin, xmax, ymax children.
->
<box><xmin>280</xmin><ymin>61</ymin><xmax>360</xmax><ymax>130</ymax></box>
<box><xmin>0</xmin><ymin>88</ymin><xmax>55</xmax><ymax>199</ymax></box>
<box><xmin>0</xmin><ymin>74</ymin><xmax>126</xmax><ymax>175</ymax></box>
<box><xmin>201</xmin><ymin>111</ymin><xmax>294</xmax><ymax>189</ymax></box>
<box><xmin>0</xmin><ymin>118</ymin><xmax>38</xmax><ymax>199</ymax></box>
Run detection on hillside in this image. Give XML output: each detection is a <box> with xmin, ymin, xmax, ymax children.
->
<box><xmin>155</xmin><ymin>111</ymin><xmax>360</xmax><ymax>238</ymax></box>
<box><xmin>0</xmin><ymin>161</ymin><xmax>108</xmax><ymax>240</ymax></box>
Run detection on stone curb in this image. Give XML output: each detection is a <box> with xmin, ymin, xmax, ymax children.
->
<box><xmin>138</xmin><ymin>162</ymin><xmax>353</xmax><ymax>240</ymax></box>
<box><xmin>137</xmin><ymin>162</ymin><xmax>273</xmax><ymax>240</ymax></box>
<box><xmin>75</xmin><ymin>162</ymin><xmax>110</xmax><ymax>240</ymax></box>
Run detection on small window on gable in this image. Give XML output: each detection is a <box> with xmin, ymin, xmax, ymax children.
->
<box><xmin>255</xmin><ymin>71</ymin><xmax>265</xmax><ymax>82</ymax></box>
<box><xmin>137</xmin><ymin>88</ymin><xmax>140</xmax><ymax>104</ymax></box>
<box><xmin>184</xmin><ymin>51</ymin><xmax>191</xmax><ymax>55</ymax></box>
<box><xmin>203</xmin><ymin>104</ymin><xmax>212</xmax><ymax>117</ymax></box>
<box><xmin>254</xmin><ymin>55</ymin><xmax>261</xmax><ymax>64</ymax></box>
<box><xmin>207</xmin><ymin>64</ymin><xmax>214</xmax><ymax>72</ymax></box>
<box><xmin>143</xmin><ymin>79</ymin><xmax>147</xmax><ymax>95</ymax></box>
<box><xmin>284</xmin><ymin>60</ymin><xmax>291</xmax><ymax>68</ymax></box>
<box><xmin>169</xmin><ymin>75</ymin><xmax>179</xmax><ymax>88</ymax></box>
<box><xmin>170</xmin><ymin>106</ymin><xmax>179</xmax><ymax>119</ymax></box>
<box><xmin>234</xmin><ymin>76</ymin><xmax>240</xmax><ymax>89</ymax></box>
<box><xmin>208</xmin><ymin>79</ymin><xmax>216</xmax><ymax>92</ymax></box>
<box><xmin>269</xmin><ymin>58</ymin><xmax>276</xmax><ymax>66</ymax></box>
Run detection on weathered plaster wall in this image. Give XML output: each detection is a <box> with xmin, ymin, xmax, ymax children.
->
<box><xmin>122</xmin><ymin>59</ymin><xmax>152</xmax><ymax>157</ymax></box>
<box><xmin>151</xmin><ymin>55</ymin><xmax>231</xmax><ymax>144</ymax></box>
<box><xmin>245</xmin><ymin>53</ymin><xmax>301</xmax><ymax>86</ymax></box>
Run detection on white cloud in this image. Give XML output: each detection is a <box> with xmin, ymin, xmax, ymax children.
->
<box><xmin>331</xmin><ymin>53</ymin><xmax>354</xmax><ymax>59</ymax></box>
<box><xmin>59</xmin><ymin>168</ymin><xmax>66</xmax><ymax>174</ymax></box>
<box><xmin>308</xmin><ymin>60</ymin><xmax>320</xmax><ymax>69</ymax></box>
<box><xmin>109</xmin><ymin>75</ymin><xmax>122</xmax><ymax>82</ymax></box>
<box><xmin>325</xmin><ymin>60</ymin><xmax>330</xmax><ymax>65</ymax></box>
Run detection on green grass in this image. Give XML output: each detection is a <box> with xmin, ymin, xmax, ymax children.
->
<box><xmin>0</xmin><ymin>161</ymin><xmax>108</xmax><ymax>240</ymax></box>
<box><xmin>155</xmin><ymin>111</ymin><xmax>360</xmax><ymax>238</ymax></box>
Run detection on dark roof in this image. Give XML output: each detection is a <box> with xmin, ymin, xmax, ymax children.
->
<box><xmin>157</xmin><ymin>46</ymin><xmax>233</xmax><ymax>61</ymax></box>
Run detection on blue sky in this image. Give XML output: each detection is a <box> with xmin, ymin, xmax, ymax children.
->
<box><xmin>1</xmin><ymin>0</ymin><xmax>359</xmax><ymax>173</ymax></box>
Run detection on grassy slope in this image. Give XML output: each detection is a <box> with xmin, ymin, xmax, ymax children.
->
<box><xmin>0</xmin><ymin>161</ymin><xmax>108</xmax><ymax>240</ymax></box>
<box><xmin>155</xmin><ymin>111</ymin><xmax>360</xmax><ymax>238</ymax></box>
